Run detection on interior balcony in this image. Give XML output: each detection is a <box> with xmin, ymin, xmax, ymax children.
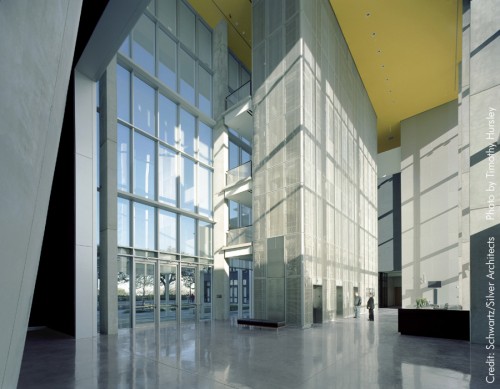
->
<box><xmin>224</xmin><ymin>81</ymin><xmax>253</xmax><ymax>142</ymax></box>
<box><xmin>225</xmin><ymin>161</ymin><xmax>252</xmax><ymax>207</ymax></box>
<box><xmin>222</xmin><ymin>226</ymin><xmax>253</xmax><ymax>259</ymax></box>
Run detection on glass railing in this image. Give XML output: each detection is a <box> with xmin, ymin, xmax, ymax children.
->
<box><xmin>225</xmin><ymin>81</ymin><xmax>252</xmax><ymax>110</ymax></box>
<box><xmin>227</xmin><ymin>226</ymin><xmax>253</xmax><ymax>246</ymax></box>
<box><xmin>226</xmin><ymin>161</ymin><xmax>252</xmax><ymax>186</ymax></box>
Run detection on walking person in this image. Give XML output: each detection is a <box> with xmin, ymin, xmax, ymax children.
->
<box><xmin>367</xmin><ymin>293</ymin><xmax>375</xmax><ymax>321</ymax></box>
<box><xmin>354</xmin><ymin>292</ymin><xmax>362</xmax><ymax>318</ymax></box>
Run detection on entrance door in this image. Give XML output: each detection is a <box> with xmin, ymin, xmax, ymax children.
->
<box><xmin>135</xmin><ymin>262</ymin><xmax>155</xmax><ymax>325</ymax></box>
<box><xmin>159</xmin><ymin>263</ymin><xmax>177</xmax><ymax>324</ymax></box>
<box><xmin>180</xmin><ymin>266</ymin><xmax>197</xmax><ymax>322</ymax></box>
<box><xmin>229</xmin><ymin>267</ymin><xmax>252</xmax><ymax>318</ymax></box>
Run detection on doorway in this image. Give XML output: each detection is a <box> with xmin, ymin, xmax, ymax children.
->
<box><xmin>313</xmin><ymin>285</ymin><xmax>323</xmax><ymax>323</ymax></box>
<box><xmin>134</xmin><ymin>262</ymin><xmax>155</xmax><ymax>326</ymax></box>
<box><xmin>336</xmin><ymin>286</ymin><xmax>343</xmax><ymax>317</ymax></box>
<box><xmin>229</xmin><ymin>267</ymin><xmax>252</xmax><ymax>318</ymax></box>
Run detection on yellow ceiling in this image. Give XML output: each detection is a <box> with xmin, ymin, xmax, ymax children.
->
<box><xmin>188</xmin><ymin>0</ymin><xmax>462</xmax><ymax>153</ymax></box>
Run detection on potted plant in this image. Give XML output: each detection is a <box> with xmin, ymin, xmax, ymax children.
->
<box><xmin>416</xmin><ymin>297</ymin><xmax>428</xmax><ymax>309</ymax></box>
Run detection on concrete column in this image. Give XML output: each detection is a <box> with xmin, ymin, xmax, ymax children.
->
<box><xmin>212</xmin><ymin>21</ymin><xmax>230</xmax><ymax>320</ymax></box>
<box><xmin>467</xmin><ymin>0</ymin><xmax>500</xmax><ymax>345</ymax></box>
<box><xmin>0</xmin><ymin>1</ymin><xmax>82</xmax><ymax>387</ymax></box>
<box><xmin>74</xmin><ymin>71</ymin><xmax>99</xmax><ymax>338</ymax></box>
<box><xmin>99</xmin><ymin>60</ymin><xmax>119</xmax><ymax>334</ymax></box>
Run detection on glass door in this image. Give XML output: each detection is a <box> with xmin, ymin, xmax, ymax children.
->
<box><xmin>159</xmin><ymin>263</ymin><xmax>178</xmax><ymax>323</ymax></box>
<box><xmin>199</xmin><ymin>266</ymin><xmax>212</xmax><ymax>320</ymax></box>
<box><xmin>135</xmin><ymin>262</ymin><xmax>155</xmax><ymax>325</ymax></box>
<box><xmin>180</xmin><ymin>266</ymin><xmax>197</xmax><ymax>322</ymax></box>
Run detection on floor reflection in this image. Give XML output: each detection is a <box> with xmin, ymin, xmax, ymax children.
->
<box><xmin>19</xmin><ymin>309</ymin><xmax>490</xmax><ymax>388</ymax></box>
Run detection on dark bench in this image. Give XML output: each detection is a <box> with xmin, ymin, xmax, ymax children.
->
<box><xmin>237</xmin><ymin>318</ymin><xmax>286</xmax><ymax>329</ymax></box>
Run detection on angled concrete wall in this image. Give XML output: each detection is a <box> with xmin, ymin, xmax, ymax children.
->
<box><xmin>0</xmin><ymin>1</ymin><xmax>82</xmax><ymax>387</ymax></box>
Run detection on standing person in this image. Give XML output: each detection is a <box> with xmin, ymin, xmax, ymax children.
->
<box><xmin>367</xmin><ymin>293</ymin><xmax>375</xmax><ymax>321</ymax></box>
<box><xmin>354</xmin><ymin>292</ymin><xmax>362</xmax><ymax>318</ymax></box>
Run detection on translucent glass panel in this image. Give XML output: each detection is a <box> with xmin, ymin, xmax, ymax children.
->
<box><xmin>158</xmin><ymin>30</ymin><xmax>177</xmax><ymax>91</ymax></box>
<box><xmin>179</xmin><ymin>1</ymin><xmax>195</xmax><ymax>52</ymax></box>
<box><xmin>158</xmin><ymin>0</ymin><xmax>176</xmax><ymax>34</ymax></box>
<box><xmin>117</xmin><ymin>66</ymin><xmax>130</xmax><ymax>122</ymax></box>
<box><xmin>198</xmin><ymin>166</ymin><xmax>212</xmax><ymax>217</ymax></box>
<box><xmin>133</xmin><ymin>15</ymin><xmax>155</xmax><ymax>74</ymax></box>
<box><xmin>133</xmin><ymin>133</ymin><xmax>155</xmax><ymax>199</ymax></box>
<box><xmin>198</xmin><ymin>121</ymin><xmax>212</xmax><ymax>165</ymax></box>
<box><xmin>117</xmin><ymin>198</ymin><xmax>130</xmax><ymax>246</ymax></box>
<box><xmin>179</xmin><ymin>49</ymin><xmax>195</xmax><ymax>104</ymax></box>
<box><xmin>133</xmin><ymin>202</ymin><xmax>155</xmax><ymax>250</ymax></box>
<box><xmin>159</xmin><ymin>209</ymin><xmax>176</xmax><ymax>252</ymax></box>
<box><xmin>133</xmin><ymin>77</ymin><xmax>155</xmax><ymax>135</ymax></box>
<box><xmin>228</xmin><ymin>54</ymin><xmax>239</xmax><ymax>91</ymax></box>
<box><xmin>180</xmin><ymin>215</ymin><xmax>195</xmax><ymax>255</ymax></box>
<box><xmin>197</xmin><ymin>20</ymin><xmax>212</xmax><ymax>67</ymax></box>
<box><xmin>117</xmin><ymin>124</ymin><xmax>130</xmax><ymax>191</ymax></box>
<box><xmin>179</xmin><ymin>108</ymin><xmax>195</xmax><ymax>156</ymax></box>
<box><xmin>158</xmin><ymin>94</ymin><xmax>177</xmax><ymax>146</ymax></box>
<box><xmin>180</xmin><ymin>156</ymin><xmax>195</xmax><ymax>211</ymax></box>
<box><xmin>158</xmin><ymin>145</ymin><xmax>176</xmax><ymax>206</ymax></box>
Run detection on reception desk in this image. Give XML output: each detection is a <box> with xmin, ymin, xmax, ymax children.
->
<box><xmin>398</xmin><ymin>308</ymin><xmax>470</xmax><ymax>341</ymax></box>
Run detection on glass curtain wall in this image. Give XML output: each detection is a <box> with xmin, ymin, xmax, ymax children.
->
<box><xmin>115</xmin><ymin>0</ymin><xmax>214</xmax><ymax>328</ymax></box>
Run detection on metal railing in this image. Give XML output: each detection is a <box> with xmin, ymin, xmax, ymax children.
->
<box><xmin>225</xmin><ymin>80</ymin><xmax>252</xmax><ymax>110</ymax></box>
<box><xmin>226</xmin><ymin>161</ymin><xmax>252</xmax><ymax>186</ymax></box>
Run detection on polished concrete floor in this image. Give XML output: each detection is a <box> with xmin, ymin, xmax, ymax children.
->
<box><xmin>19</xmin><ymin>309</ymin><xmax>493</xmax><ymax>388</ymax></box>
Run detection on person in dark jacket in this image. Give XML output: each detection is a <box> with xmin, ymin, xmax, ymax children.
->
<box><xmin>367</xmin><ymin>293</ymin><xmax>375</xmax><ymax>321</ymax></box>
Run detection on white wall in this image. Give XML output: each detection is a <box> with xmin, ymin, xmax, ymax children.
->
<box><xmin>401</xmin><ymin>100</ymin><xmax>462</xmax><ymax>308</ymax></box>
<box><xmin>0</xmin><ymin>1</ymin><xmax>82</xmax><ymax>387</ymax></box>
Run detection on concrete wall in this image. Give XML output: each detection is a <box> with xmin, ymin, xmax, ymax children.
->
<box><xmin>252</xmin><ymin>0</ymin><xmax>378</xmax><ymax>326</ymax></box>
<box><xmin>0</xmin><ymin>1</ymin><xmax>82</xmax><ymax>387</ymax></box>
<box><xmin>401</xmin><ymin>100</ymin><xmax>462</xmax><ymax>309</ymax></box>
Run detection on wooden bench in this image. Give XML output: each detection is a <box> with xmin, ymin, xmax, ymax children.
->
<box><xmin>237</xmin><ymin>318</ymin><xmax>286</xmax><ymax>329</ymax></box>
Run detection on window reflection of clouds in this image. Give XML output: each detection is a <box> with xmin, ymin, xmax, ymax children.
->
<box><xmin>180</xmin><ymin>215</ymin><xmax>195</xmax><ymax>256</ymax></box>
<box><xmin>180</xmin><ymin>156</ymin><xmax>195</xmax><ymax>211</ymax></box>
<box><xmin>133</xmin><ymin>202</ymin><xmax>155</xmax><ymax>250</ymax></box>
<box><xmin>117</xmin><ymin>198</ymin><xmax>130</xmax><ymax>247</ymax></box>
<box><xmin>158</xmin><ymin>145</ymin><xmax>176</xmax><ymax>206</ymax></box>
<box><xmin>159</xmin><ymin>209</ymin><xmax>177</xmax><ymax>252</ymax></box>
<box><xmin>133</xmin><ymin>77</ymin><xmax>155</xmax><ymax>135</ymax></box>
<box><xmin>134</xmin><ymin>133</ymin><xmax>155</xmax><ymax>199</ymax></box>
<box><xmin>117</xmin><ymin>124</ymin><xmax>130</xmax><ymax>192</ymax></box>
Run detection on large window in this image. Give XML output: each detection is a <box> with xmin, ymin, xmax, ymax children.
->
<box><xmin>116</xmin><ymin>0</ymin><xmax>214</xmax><ymax>262</ymax></box>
